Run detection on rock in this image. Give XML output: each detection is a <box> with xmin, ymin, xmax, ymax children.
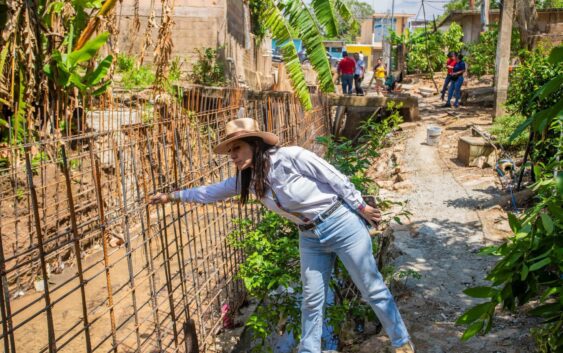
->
<box><xmin>395</xmin><ymin>173</ymin><xmax>407</xmax><ymax>182</ymax></box>
<box><xmin>393</xmin><ymin>180</ymin><xmax>414</xmax><ymax>192</ymax></box>
<box><xmin>469</xmin><ymin>156</ymin><xmax>488</xmax><ymax>168</ymax></box>
<box><xmin>34</xmin><ymin>278</ymin><xmax>45</xmax><ymax>292</ymax></box>
<box><xmin>419</xmin><ymin>87</ymin><xmax>436</xmax><ymax>95</ymax></box>
<box><xmin>375</xmin><ymin>161</ymin><xmax>387</xmax><ymax>174</ymax></box>
<box><xmin>376</xmin><ymin>180</ymin><xmax>394</xmax><ymax>189</ymax></box>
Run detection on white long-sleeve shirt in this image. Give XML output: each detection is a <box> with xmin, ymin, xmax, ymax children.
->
<box><xmin>173</xmin><ymin>146</ymin><xmax>366</xmax><ymax>225</ymax></box>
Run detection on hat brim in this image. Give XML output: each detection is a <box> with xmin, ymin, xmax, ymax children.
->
<box><xmin>213</xmin><ymin>132</ymin><xmax>279</xmax><ymax>154</ymax></box>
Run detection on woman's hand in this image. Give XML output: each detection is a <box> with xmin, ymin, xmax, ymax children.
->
<box><xmin>149</xmin><ymin>192</ymin><xmax>172</xmax><ymax>205</ymax></box>
<box><xmin>360</xmin><ymin>204</ymin><xmax>382</xmax><ymax>225</ymax></box>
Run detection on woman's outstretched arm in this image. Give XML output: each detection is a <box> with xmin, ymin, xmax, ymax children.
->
<box><xmin>150</xmin><ymin>177</ymin><xmax>239</xmax><ymax>204</ymax></box>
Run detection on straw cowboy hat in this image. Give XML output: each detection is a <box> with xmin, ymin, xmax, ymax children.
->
<box><xmin>214</xmin><ymin>117</ymin><xmax>279</xmax><ymax>154</ymax></box>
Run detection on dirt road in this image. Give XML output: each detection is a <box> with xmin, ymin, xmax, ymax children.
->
<box><xmin>347</xmin><ymin>95</ymin><xmax>538</xmax><ymax>353</ymax></box>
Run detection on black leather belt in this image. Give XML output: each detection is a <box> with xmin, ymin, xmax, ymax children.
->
<box><xmin>298</xmin><ymin>199</ymin><xmax>343</xmax><ymax>231</ymax></box>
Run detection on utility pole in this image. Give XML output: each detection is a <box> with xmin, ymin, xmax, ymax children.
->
<box><xmin>481</xmin><ymin>0</ymin><xmax>490</xmax><ymax>32</ymax></box>
<box><xmin>493</xmin><ymin>0</ymin><xmax>514</xmax><ymax>119</ymax></box>
<box><xmin>388</xmin><ymin>0</ymin><xmax>395</xmax><ymax>76</ymax></box>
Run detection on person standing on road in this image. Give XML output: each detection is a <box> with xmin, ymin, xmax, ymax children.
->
<box><xmin>337</xmin><ymin>51</ymin><xmax>356</xmax><ymax>95</ymax></box>
<box><xmin>353</xmin><ymin>52</ymin><xmax>365</xmax><ymax>96</ymax></box>
<box><xmin>445</xmin><ymin>53</ymin><xmax>466</xmax><ymax>108</ymax></box>
<box><xmin>150</xmin><ymin>117</ymin><xmax>416</xmax><ymax>353</ymax></box>
<box><xmin>440</xmin><ymin>52</ymin><xmax>457</xmax><ymax>101</ymax></box>
<box><xmin>373</xmin><ymin>58</ymin><xmax>386</xmax><ymax>96</ymax></box>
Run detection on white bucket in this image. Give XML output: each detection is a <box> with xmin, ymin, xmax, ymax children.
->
<box><xmin>426</xmin><ymin>126</ymin><xmax>442</xmax><ymax>146</ymax></box>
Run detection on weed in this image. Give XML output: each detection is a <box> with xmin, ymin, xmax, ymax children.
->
<box><xmin>15</xmin><ymin>187</ymin><xmax>25</xmax><ymax>201</ymax></box>
<box><xmin>188</xmin><ymin>47</ymin><xmax>227</xmax><ymax>87</ymax></box>
<box><xmin>116</xmin><ymin>53</ymin><xmax>135</xmax><ymax>72</ymax></box>
<box><xmin>489</xmin><ymin>114</ymin><xmax>528</xmax><ymax>151</ymax></box>
<box><xmin>121</xmin><ymin>65</ymin><xmax>155</xmax><ymax>90</ymax></box>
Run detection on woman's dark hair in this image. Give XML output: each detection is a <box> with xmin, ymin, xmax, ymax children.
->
<box><xmin>237</xmin><ymin>136</ymin><xmax>276</xmax><ymax>204</ymax></box>
<box><xmin>458</xmin><ymin>53</ymin><xmax>464</xmax><ymax>61</ymax></box>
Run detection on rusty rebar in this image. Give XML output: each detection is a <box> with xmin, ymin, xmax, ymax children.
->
<box><xmin>24</xmin><ymin>149</ymin><xmax>57</xmax><ymax>353</ymax></box>
<box><xmin>60</xmin><ymin>144</ymin><xmax>93</xmax><ymax>352</ymax></box>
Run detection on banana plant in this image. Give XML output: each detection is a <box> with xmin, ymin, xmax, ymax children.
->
<box><xmin>258</xmin><ymin>0</ymin><xmax>356</xmax><ymax>109</ymax></box>
<box><xmin>43</xmin><ymin>31</ymin><xmax>113</xmax><ymax>96</ymax></box>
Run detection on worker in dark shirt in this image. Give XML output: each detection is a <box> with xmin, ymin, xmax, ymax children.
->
<box><xmin>440</xmin><ymin>52</ymin><xmax>457</xmax><ymax>101</ymax></box>
<box><xmin>445</xmin><ymin>53</ymin><xmax>466</xmax><ymax>108</ymax></box>
<box><xmin>337</xmin><ymin>51</ymin><xmax>356</xmax><ymax>95</ymax></box>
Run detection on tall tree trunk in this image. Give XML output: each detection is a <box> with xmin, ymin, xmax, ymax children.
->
<box><xmin>515</xmin><ymin>0</ymin><xmax>540</xmax><ymax>51</ymax></box>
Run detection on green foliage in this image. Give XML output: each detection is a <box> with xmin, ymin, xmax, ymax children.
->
<box><xmin>318</xmin><ymin>103</ymin><xmax>403</xmax><ymax>194</ymax></box>
<box><xmin>442</xmin><ymin>22</ymin><xmax>464</xmax><ymax>55</ymax></box>
<box><xmin>507</xmin><ymin>44</ymin><xmax>562</xmax><ymax>120</ymax></box>
<box><xmin>43</xmin><ymin>32</ymin><xmax>113</xmax><ymax>96</ymax></box>
<box><xmin>536</xmin><ymin>0</ymin><xmax>563</xmax><ymax>8</ymax></box>
<box><xmin>403</xmin><ymin>22</ymin><xmax>463</xmax><ymax>74</ymax></box>
<box><xmin>229</xmin><ymin>213</ymin><xmax>301</xmax><ymax>351</ymax></box>
<box><xmin>253</xmin><ymin>0</ymin><xmax>356</xmax><ymax>109</ymax></box>
<box><xmin>326</xmin><ymin>0</ymin><xmax>372</xmax><ymax>42</ymax></box>
<box><xmin>489</xmin><ymin>114</ymin><xmax>528</xmax><ymax>151</ymax></box>
<box><xmin>249</xmin><ymin>0</ymin><xmax>270</xmax><ymax>43</ymax></box>
<box><xmin>466</xmin><ymin>25</ymin><xmax>520</xmax><ymax>77</ymax></box>
<box><xmin>188</xmin><ymin>48</ymin><xmax>227</xmax><ymax>87</ymax></box>
<box><xmin>116</xmin><ymin>53</ymin><xmax>135</xmax><ymax>72</ymax></box>
<box><xmin>121</xmin><ymin>65</ymin><xmax>155</xmax><ymax>90</ymax></box>
<box><xmin>458</xmin><ymin>46</ymin><xmax>563</xmax><ymax>352</ymax></box>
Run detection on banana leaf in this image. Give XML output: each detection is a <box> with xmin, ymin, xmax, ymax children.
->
<box><xmin>263</xmin><ymin>1</ymin><xmax>312</xmax><ymax>110</ymax></box>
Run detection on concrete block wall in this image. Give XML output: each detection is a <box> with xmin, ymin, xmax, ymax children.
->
<box><xmin>116</xmin><ymin>0</ymin><xmax>274</xmax><ymax>90</ymax></box>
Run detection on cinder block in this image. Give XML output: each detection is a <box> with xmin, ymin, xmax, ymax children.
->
<box><xmin>457</xmin><ymin>136</ymin><xmax>494</xmax><ymax>166</ymax></box>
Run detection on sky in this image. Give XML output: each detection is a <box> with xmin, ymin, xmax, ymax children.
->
<box><xmin>366</xmin><ymin>0</ymin><xmax>448</xmax><ymax>21</ymax></box>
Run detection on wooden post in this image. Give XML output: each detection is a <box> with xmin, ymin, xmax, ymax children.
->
<box><xmin>493</xmin><ymin>0</ymin><xmax>514</xmax><ymax>119</ymax></box>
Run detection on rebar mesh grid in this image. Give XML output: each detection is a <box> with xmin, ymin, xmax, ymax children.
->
<box><xmin>0</xmin><ymin>86</ymin><xmax>330</xmax><ymax>353</ymax></box>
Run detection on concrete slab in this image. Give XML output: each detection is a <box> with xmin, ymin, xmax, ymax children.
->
<box><xmin>457</xmin><ymin>136</ymin><xmax>494</xmax><ymax>166</ymax></box>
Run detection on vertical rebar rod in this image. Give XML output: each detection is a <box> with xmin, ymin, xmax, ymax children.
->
<box><xmin>60</xmin><ymin>144</ymin><xmax>93</xmax><ymax>353</ymax></box>
<box><xmin>168</xmin><ymin>120</ymin><xmax>191</xmax><ymax>324</ymax></box>
<box><xmin>135</xmin><ymin>135</ymin><xmax>164</xmax><ymax>351</ymax></box>
<box><xmin>145</xmin><ymin>130</ymin><xmax>179</xmax><ymax>348</ymax></box>
<box><xmin>117</xmin><ymin>146</ymin><xmax>142</xmax><ymax>351</ymax></box>
<box><xmin>89</xmin><ymin>145</ymin><xmax>118</xmax><ymax>353</ymax></box>
<box><xmin>0</xmin><ymin>212</ymin><xmax>16</xmax><ymax>353</ymax></box>
<box><xmin>175</xmin><ymin>122</ymin><xmax>205</xmax><ymax>335</ymax></box>
<box><xmin>24</xmin><ymin>149</ymin><xmax>57</xmax><ymax>353</ymax></box>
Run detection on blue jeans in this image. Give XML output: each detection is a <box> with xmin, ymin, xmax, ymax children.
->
<box><xmin>341</xmin><ymin>74</ymin><xmax>353</xmax><ymax>95</ymax></box>
<box><xmin>447</xmin><ymin>76</ymin><xmax>464</xmax><ymax>107</ymax></box>
<box><xmin>298</xmin><ymin>204</ymin><xmax>410</xmax><ymax>353</ymax></box>
<box><xmin>441</xmin><ymin>74</ymin><xmax>453</xmax><ymax>97</ymax></box>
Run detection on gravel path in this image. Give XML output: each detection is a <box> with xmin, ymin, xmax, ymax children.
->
<box><xmin>348</xmin><ymin>99</ymin><xmax>538</xmax><ymax>353</ymax></box>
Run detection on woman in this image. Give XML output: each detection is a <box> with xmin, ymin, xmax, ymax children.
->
<box><xmin>373</xmin><ymin>58</ymin><xmax>386</xmax><ymax>96</ymax></box>
<box><xmin>150</xmin><ymin>117</ymin><xmax>415</xmax><ymax>353</ymax></box>
<box><xmin>440</xmin><ymin>52</ymin><xmax>457</xmax><ymax>101</ymax></box>
<box><xmin>445</xmin><ymin>53</ymin><xmax>466</xmax><ymax>108</ymax></box>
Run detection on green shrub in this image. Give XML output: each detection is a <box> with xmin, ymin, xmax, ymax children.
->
<box><xmin>116</xmin><ymin>53</ymin><xmax>135</xmax><ymax>72</ymax></box>
<box><xmin>458</xmin><ymin>45</ymin><xmax>563</xmax><ymax>353</ymax></box>
<box><xmin>466</xmin><ymin>25</ymin><xmax>520</xmax><ymax>77</ymax></box>
<box><xmin>489</xmin><ymin>114</ymin><xmax>528</xmax><ymax>150</ymax></box>
<box><xmin>121</xmin><ymin>65</ymin><xmax>155</xmax><ymax>90</ymax></box>
<box><xmin>188</xmin><ymin>47</ymin><xmax>227</xmax><ymax>87</ymax></box>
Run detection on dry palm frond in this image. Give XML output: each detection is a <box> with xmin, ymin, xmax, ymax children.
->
<box><xmin>133</xmin><ymin>0</ymin><xmax>141</xmax><ymax>32</ymax></box>
<box><xmin>153</xmin><ymin>0</ymin><xmax>175</xmax><ymax>91</ymax></box>
<box><xmin>74</xmin><ymin>0</ymin><xmax>118</xmax><ymax>51</ymax></box>
<box><xmin>139</xmin><ymin>0</ymin><xmax>156</xmax><ymax>65</ymax></box>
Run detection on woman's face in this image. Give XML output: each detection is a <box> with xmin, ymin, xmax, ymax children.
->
<box><xmin>228</xmin><ymin>140</ymin><xmax>254</xmax><ymax>170</ymax></box>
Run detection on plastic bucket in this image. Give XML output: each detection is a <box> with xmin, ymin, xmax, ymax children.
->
<box><xmin>427</xmin><ymin>126</ymin><xmax>442</xmax><ymax>146</ymax></box>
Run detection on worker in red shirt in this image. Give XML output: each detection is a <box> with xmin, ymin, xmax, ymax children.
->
<box><xmin>440</xmin><ymin>52</ymin><xmax>457</xmax><ymax>101</ymax></box>
<box><xmin>337</xmin><ymin>51</ymin><xmax>356</xmax><ymax>95</ymax></box>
